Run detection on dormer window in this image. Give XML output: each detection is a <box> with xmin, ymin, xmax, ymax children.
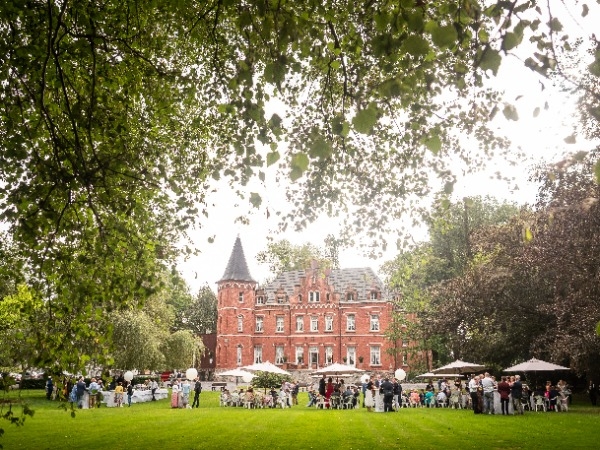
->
<box><xmin>256</xmin><ymin>296</ymin><xmax>265</xmax><ymax>305</ymax></box>
<box><xmin>346</xmin><ymin>292</ymin><xmax>355</xmax><ymax>301</ymax></box>
<box><xmin>309</xmin><ymin>291</ymin><xmax>320</xmax><ymax>302</ymax></box>
<box><xmin>238</xmin><ymin>292</ymin><xmax>244</xmax><ymax>302</ymax></box>
<box><xmin>370</xmin><ymin>291</ymin><xmax>379</xmax><ymax>300</ymax></box>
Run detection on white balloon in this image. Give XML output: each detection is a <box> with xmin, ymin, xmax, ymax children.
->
<box><xmin>186</xmin><ymin>368</ymin><xmax>198</xmax><ymax>380</ymax></box>
<box><xmin>360</xmin><ymin>374</ymin><xmax>370</xmax><ymax>384</ymax></box>
<box><xmin>123</xmin><ymin>371</ymin><xmax>134</xmax><ymax>382</ymax></box>
<box><xmin>394</xmin><ymin>369</ymin><xmax>407</xmax><ymax>381</ymax></box>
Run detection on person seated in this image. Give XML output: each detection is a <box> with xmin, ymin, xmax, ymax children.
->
<box><xmin>306</xmin><ymin>389</ymin><xmax>318</xmax><ymax>407</ymax></box>
<box><xmin>424</xmin><ymin>390</ymin><xmax>435</xmax><ymax>407</ymax></box>
<box><xmin>330</xmin><ymin>387</ymin><xmax>342</xmax><ymax>408</ymax></box>
<box><xmin>410</xmin><ymin>390</ymin><xmax>420</xmax><ymax>407</ymax></box>
<box><xmin>436</xmin><ymin>390</ymin><xmax>448</xmax><ymax>407</ymax></box>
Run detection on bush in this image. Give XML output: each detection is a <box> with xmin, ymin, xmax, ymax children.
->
<box><xmin>19</xmin><ymin>378</ymin><xmax>46</xmax><ymax>390</ymax></box>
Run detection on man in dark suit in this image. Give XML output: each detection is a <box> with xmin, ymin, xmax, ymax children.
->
<box><xmin>380</xmin><ymin>377</ymin><xmax>394</xmax><ymax>412</ymax></box>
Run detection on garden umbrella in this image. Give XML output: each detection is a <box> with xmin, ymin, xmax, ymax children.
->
<box><xmin>310</xmin><ymin>363</ymin><xmax>365</xmax><ymax>376</ymax></box>
<box><xmin>433</xmin><ymin>359</ymin><xmax>486</xmax><ymax>375</ymax></box>
<box><xmin>242</xmin><ymin>361</ymin><xmax>291</xmax><ymax>376</ymax></box>
<box><xmin>504</xmin><ymin>358</ymin><xmax>570</xmax><ymax>373</ymax></box>
<box><xmin>416</xmin><ymin>372</ymin><xmax>465</xmax><ymax>379</ymax></box>
<box><xmin>219</xmin><ymin>368</ymin><xmax>256</xmax><ymax>378</ymax></box>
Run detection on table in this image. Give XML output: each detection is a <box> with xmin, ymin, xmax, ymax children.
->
<box><xmin>100</xmin><ymin>389</ymin><xmax>169</xmax><ymax>407</ymax></box>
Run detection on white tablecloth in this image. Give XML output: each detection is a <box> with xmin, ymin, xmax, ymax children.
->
<box><xmin>101</xmin><ymin>389</ymin><xmax>168</xmax><ymax>407</ymax></box>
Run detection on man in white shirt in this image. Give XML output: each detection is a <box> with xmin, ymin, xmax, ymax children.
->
<box><xmin>481</xmin><ymin>372</ymin><xmax>495</xmax><ymax>414</ymax></box>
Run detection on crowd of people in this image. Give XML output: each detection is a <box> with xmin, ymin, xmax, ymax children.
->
<box><xmin>170</xmin><ymin>377</ymin><xmax>203</xmax><ymax>408</ymax></box>
<box><xmin>219</xmin><ymin>381</ymin><xmax>299</xmax><ymax>408</ymax></box>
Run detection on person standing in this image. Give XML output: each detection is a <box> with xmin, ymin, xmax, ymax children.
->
<box><xmin>511</xmin><ymin>375</ymin><xmax>524</xmax><ymax>414</ymax></box>
<box><xmin>151</xmin><ymin>378</ymin><xmax>158</xmax><ymax>401</ymax></box>
<box><xmin>45</xmin><ymin>376</ymin><xmax>54</xmax><ymax>400</ymax></box>
<box><xmin>392</xmin><ymin>378</ymin><xmax>402</xmax><ymax>410</ymax></box>
<box><xmin>380</xmin><ymin>377</ymin><xmax>394</xmax><ymax>412</ymax></box>
<box><xmin>114</xmin><ymin>382</ymin><xmax>124</xmax><ymax>407</ymax></box>
<box><xmin>291</xmin><ymin>382</ymin><xmax>299</xmax><ymax>406</ymax></box>
<box><xmin>181</xmin><ymin>378</ymin><xmax>191</xmax><ymax>408</ymax></box>
<box><xmin>126</xmin><ymin>382</ymin><xmax>134</xmax><ymax>407</ymax></box>
<box><xmin>364</xmin><ymin>380</ymin><xmax>375</xmax><ymax>412</ymax></box>
<box><xmin>497</xmin><ymin>376</ymin><xmax>511</xmax><ymax>415</ymax></box>
<box><xmin>192</xmin><ymin>378</ymin><xmax>202</xmax><ymax>408</ymax></box>
<box><xmin>318</xmin><ymin>374</ymin><xmax>326</xmax><ymax>397</ymax></box>
<box><xmin>468</xmin><ymin>376</ymin><xmax>480</xmax><ymax>414</ymax></box>
<box><xmin>88</xmin><ymin>377</ymin><xmax>101</xmax><ymax>409</ymax></box>
<box><xmin>171</xmin><ymin>380</ymin><xmax>181</xmax><ymax>408</ymax></box>
<box><xmin>481</xmin><ymin>373</ymin><xmax>495</xmax><ymax>414</ymax></box>
<box><xmin>76</xmin><ymin>377</ymin><xmax>87</xmax><ymax>409</ymax></box>
<box><xmin>589</xmin><ymin>380</ymin><xmax>598</xmax><ymax>406</ymax></box>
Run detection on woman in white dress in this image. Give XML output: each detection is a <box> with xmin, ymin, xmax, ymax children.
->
<box><xmin>364</xmin><ymin>381</ymin><xmax>375</xmax><ymax>412</ymax></box>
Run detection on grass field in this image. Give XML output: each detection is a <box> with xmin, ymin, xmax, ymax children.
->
<box><xmin>2</xmin><ymin>390</ymin><xmax>599</xmax><ymax>449</ymax></box>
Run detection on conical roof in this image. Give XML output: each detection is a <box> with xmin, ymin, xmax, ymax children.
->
<box><xmin>219</xmin><ymin>236</ymin><xmax>255</xmax><ymax>283</ymax></box>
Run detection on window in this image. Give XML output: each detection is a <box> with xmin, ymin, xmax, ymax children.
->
<box><xmin>325</xmin><ymin>315</ymin><xmax>333</xmax><ymax>332</ymax></box>
<box><xmin>326</xmin><ymin>293</ymin><xmax>331</xmax><ymax>302</ymax></box>
<box><xmin>254</xmin><ymin>346</ymin><xmax>263</xmax><ymax>363</ymax></box>
<box><xmin>237</xmin><ymin>315</ymin><xmax>243</xmax><ymax>332</ymax></box>
<box><xmin>275</xmin><ymin>346</ymin><xmax>285</xmax><ymax>364</ymax></box>
<box><xmin>370</xmin><ymin>346</ymin><xmax>381</xmax><ymax>365</ymax></box>
<box><xmin>370</xmin><ymin>314</ymin><xmax>380</xmax><ymax>332</ymax></box>
<box><xmin>256</xmin><ymin>295</ymin><xmax>265</xmax><ymax>305</ymax></box>
<box><xmin>310</xmin><ymin>316</ymin><xmax>318</xmax><ymax>332</ymax></box>
<box><xmin>347</xmin><ymin>346</ymin><xmax>356</xmax><ymax>366</ymax></box>
<box><xmin>295</xmin><ymin>346</ymin><xmax>304</xmax><ymax>364</ymax></box>
<box><xmin>236</xmin><ymin>346</ymin><xmax>242</xmax><ymax>366</ymax></box>
<box><xmin>401</xmin><ymin>339</ymin><xmax>408</xmax><ymax>348</ymax></box>
<box><xmin>346</xmin><ymin>292</ymin><xmax>355</xmax><ymax>301</ymax></box>
<box><xmin>238</xmin><ymin>292</ymin><xmax>244</xmax><ymax>302</ymax></box>
<box><xmin>298</xmin><ymin>294</ymin><xmax>303</xmax><ymax>303</ymax></box>
<box><xmin>309</xmin><ymin>346</ymin><xmax>319</xmax><ymax>366</ymax></box>
<box><xmin>296</xmin><ymin>316</ymin><xmax>304</xmax><ymax>332</ymax></box>
<box><xmin>325</xmin><ymin>346</ymin><xmax>333</xmax><ymax>365</ymax></box>
<box><xmin>277</xmin><ymin>295</ymin><xmax>285</xmax><ymax>304</ymax></box>
<box><xmin>370</xmin><ymin>291</ymin><xmax>379</xmax><ymax>300</ymax></box>
<box><xmin>346</xmin><ymin>314</ymin><xmax>356</xmax><ymax>331</ymax></box>
<box><xmin>309</xmin><ymin>291</ymin><xmax>320</xmax><ymax>302</ymax></box>
<box><xmin>402</xmin><ymin>353</ymin><xmax>408</xmax><ymax>366</ymax></box>
<box><xmin>255</xmin><ymin>316</ymin><xmax>264</xmax><ymax>332</ymax></box>
<box><xmin>276</xmin><ymin>316</ymin><xmax>284</xmax><ymax>333</ymax></box>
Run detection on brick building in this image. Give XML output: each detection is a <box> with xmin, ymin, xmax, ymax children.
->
<box><xmin>216</xmin><ymin>237</ymin><xmax>413</xmax><ymax>373</ymax></box>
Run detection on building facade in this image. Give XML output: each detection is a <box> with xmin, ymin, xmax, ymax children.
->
<box><xmin>216</xmin><ymin>237</ymin><xmax>411</xmax><ymax>373</ymax></box>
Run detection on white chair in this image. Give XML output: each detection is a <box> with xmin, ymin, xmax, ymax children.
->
<box><xmin>450</xmin><ymin>392</ymin><xmax>462</xmax><ymax>409</ymax></box>
<box><xmin>534</xmin><ymin>395</ymin><xmax>546</xmax><ymax>412</ymax></box>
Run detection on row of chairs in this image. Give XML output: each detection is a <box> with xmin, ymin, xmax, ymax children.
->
<box><xmin>220</xmin><ymin>391</ymin><xmax>291</xmax><ymax>409</ymax></box>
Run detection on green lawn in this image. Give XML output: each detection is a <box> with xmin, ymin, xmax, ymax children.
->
<box><xmin>2</xmin><ymin>390</ymin><xmax>599</xmax><ymax>449</ymax></box>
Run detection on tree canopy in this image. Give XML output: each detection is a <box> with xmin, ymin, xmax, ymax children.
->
<box><xmin>1</xmin><ymin>0</ymin><xmax>598</xmax><ymax>377</ymax></box>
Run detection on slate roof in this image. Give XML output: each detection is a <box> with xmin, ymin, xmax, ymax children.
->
<box><xmin>219</xmin><ymin>236</ymin><xmax>255</xmax><ymax>283</ymax></box>
<box><xmin>262</xmin><ymin>267</ymin><xmax>386</xmax><ymax>302</ymax></box>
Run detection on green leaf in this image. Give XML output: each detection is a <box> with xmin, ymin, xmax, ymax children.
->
<box><xmin>423</xmin><ymin>136</ymin><xmax>442</xmax><ymax>155</ymax></box>
<box><xmin>250</xmin><ymin>192</ymin><xmax>262</xmax><ymax>208</ymax></box>
<box><xmin>267</xmin><ymin>151</ymin><xmax>280</xmax><ymax>166</ymax></box>
<box><xmin>401</xmin><ymin>35</ymin><xmax>430</xmax><ymax>57</ymax></box>
<box><xmin>524</xmin><ymin>227</ymin><xmax>533</xmax><ymax>242</ymax></box>
<box><xmin>309</xmin><ymin>137</ymin><xmax>333</xmax><ymax>159</ymax></box>
<box><xmin>502</xmin><ymin>104</ymin><xmax>519</xmax><ymax>121</ymax></box>
<box><xmin>431</xmin><ymin>25</ymin><xmax>457</xmax><ymax>49</ymax></box>
<box><xmin>291</xmin><ymin>152</ymin><xmax>309</xmax><ymax>173</ymax></box>
<box><xmin>503</xmin><ymin>32</ymin><xmax>522</xmax><ymax>51</ymax></box>
<box><xmin>352</xmin><ymin>105</ymin><xmax>379</xmax><ymax>135</ymax></box>
<box><xmin>594</xmin><ymin>161</ymin><xmax>600</xmax><ymax>184</ymax></box>
<box><xmin>479</xmin><ymin>48</ymin><xmax>502</xmax><ymax>75</ymax></box>
<box><xmin>549</xmin><ymin>17</ymin><xmax>563</xmax><ymax>32</ymax></box>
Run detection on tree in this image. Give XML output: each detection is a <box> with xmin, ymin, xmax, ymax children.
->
<box><xmin>180</xmin><ymin>286</ymin><xmax>218</xmax><ymax>336</ymax></box>
<box><xmin>161</xmin><ymin>330</ymin><xmax>205</xmax><ymax>370</ymax></box>
<box><xmin>0</xmin><ymin>0</ymin><xmax>597</xmax><ymax>392</ymax></box>
<box><xmin>256</xmin><ymin>239</ymin><xmax>332</xmax><ymax>276</ymax></box>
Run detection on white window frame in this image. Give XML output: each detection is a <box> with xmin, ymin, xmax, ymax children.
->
<box><xmin>275</xmin><ymin>346</ymin><xmax>285</xmax><ymax>364</ymax></box>
<box><xmin>295</xmin><ymin>346</ymin><xmax>304</xmax><ymax>364</ymax></box>
<box><xmin>256</xmin><ymin>295</ymin><xmax>265</xmax><ymax>305</ymax></box>
<box><xmin>325</xmin><ymin>346</ymin><xmax>333</xmax><ymax>365</ymax></box>
<box><xmin>236</xmin><ymin>346</ymin><xmax>242</xmax><ymax>366</ymax></box>
<box><xmin>254</xmin><ymin>346</ymin><xmax>263</xmax><ymax>363</ymax></box>
<box><xmin>370</xmin><ymin>291</ymin><xmax>378</xmax><ymax>300</ymax></box>
<box><xmin>296</xmin><ymin>316</ymin><xmax>304</xmax><ymax>332</ymax></box>
<box><xmin>255</xmin><ymin>316</ymin><xmax>264</xmax><ymax>332</ymax></box>
<box><xmin>346</xmin><ymin>292</ymin><xmax>355</xmax><ymax>301</ymax></box>
<box><xmin>239</xmin><ymin>292</ymin><xmax>244</xmax><ymax>302</ymax></box>
<box><xmin>325</xmin><ymin>315</ymin><xmax>333</xmax><ymax>332</ymax></box>
<box><xmin>276</xmin><ymin>316</ymin><xmax>284</xmax><ymax>333</ymax></box>
<box><xmin>237</xmin><ymin>315</ymin><xmax>243</xmax><ymax>332</ymax></box>
<box><xmin>346</xmin><ymin>314</ymin><xmax>356</xmax><ymax>331</ymax></box>
<box><xmin>310</xmin><ymin>316</ymin><xmax>318</xmax><ymax>332</ymax></box>
<box><xmin>347</xmin><ymin>346</ymin><xmax>356</xmax><ymax>366</ymax></box>
<box><xmin>309</xmin><ymin>291</ymin><xmax>320</xmax><ymax>302</ymax></box>
<box><xmin>370</xmin><ymin>314</ymin><xmax>380</xmax><ymax>332</ymax></box>
<box><xmin>370</xmin><ymin>346</ymin><xmax>381</xmax><ymax>366</ymax></box>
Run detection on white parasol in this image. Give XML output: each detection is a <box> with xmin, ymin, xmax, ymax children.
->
<box><xmin>433</xmin><ymin>359</ymin><xmax>486</xmax><ymax>375</ymax></box>
<box><xmin>242</xmin><ymin>361</ymin><xmax>291</xmax><ymax>376</ymax></box>
<box><xmin>310</xmin><ymin>363</ymin><xmax>365</xmax><ymax>376</ymax></box>
<box><xmin>504</xmin><ymin>358</ymin><xmax>570</xmax><ymax>373</ymax></box>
